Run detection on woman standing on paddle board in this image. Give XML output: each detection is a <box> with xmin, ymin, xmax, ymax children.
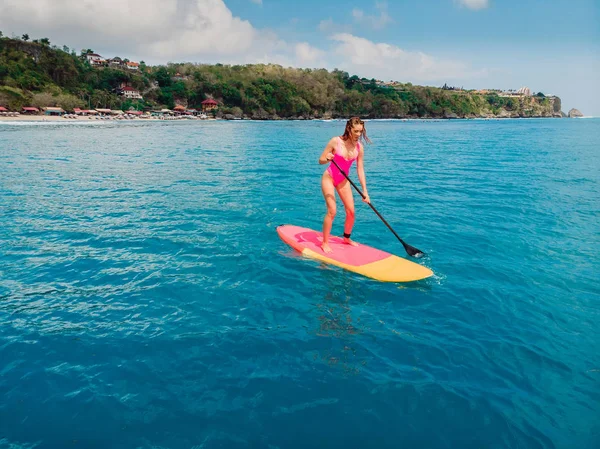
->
<box><xmin>318</xmin><ymin>117</ymin><xmax>371</xmax><ymax>253</ymax></box>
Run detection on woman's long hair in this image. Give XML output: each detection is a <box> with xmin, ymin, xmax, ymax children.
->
<box><xmin>340</xmin><ymin>117</ymin><xmax>371</xmax><ymax>159</ymax></box>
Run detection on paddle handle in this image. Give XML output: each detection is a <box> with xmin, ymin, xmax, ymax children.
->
<box><xmin>329</xmin><ymin>158</ymin><xmax>424</xmax><ymax>257</ymax></box>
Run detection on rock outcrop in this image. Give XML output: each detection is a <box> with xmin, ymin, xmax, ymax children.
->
<box><xmin>568</xmin><ymin>108</ymin><xmax>583</xmax><ymax>118</ymax></box>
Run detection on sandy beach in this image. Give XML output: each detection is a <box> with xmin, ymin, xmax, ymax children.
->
<box><xmin>0</xmin><ymin>115</ymin><xmax>212</xmax><ymax>122</ymax></box>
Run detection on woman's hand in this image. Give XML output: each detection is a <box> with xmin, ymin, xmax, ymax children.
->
<box><xmin>320</xmin><ymin>153</ymin><xmax>334</xmax><ymax>164</ymax></box>
<box><xmin>362</xmin><ymin>193</ymin><xmax>371</xmax><ymax>204</ymax></box>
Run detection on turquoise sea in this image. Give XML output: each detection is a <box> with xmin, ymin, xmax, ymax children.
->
<box><xmin>1</xmin><ymin>118</ymin><xmax>598</xmax><ymax>449</ymax></box>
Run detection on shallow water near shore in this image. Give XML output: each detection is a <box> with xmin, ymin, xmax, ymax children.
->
<box><xmin>1</xmin><ymin>118</ymin><xmax>599</xmax><ymax>448</ymax></box>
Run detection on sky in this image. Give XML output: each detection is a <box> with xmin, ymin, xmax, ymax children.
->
<box><xmin>0</xmin><ymin>0</ymin><xmax>598</xmax><ymax>115</ymax></box>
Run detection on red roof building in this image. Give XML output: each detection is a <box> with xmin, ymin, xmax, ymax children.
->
<box><xmin>201</xmin><ymin>98</ymin><xmax>218</xmax><ymax>111</ymax></box>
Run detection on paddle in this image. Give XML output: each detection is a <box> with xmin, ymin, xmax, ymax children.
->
<box><xmin>329</xmin><ymin>158</ymin><xmax>426</xmax><ymax>258</ymax></box>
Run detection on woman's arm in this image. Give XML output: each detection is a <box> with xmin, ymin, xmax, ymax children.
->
<box><xmin>356</xmin><ymin>144</ymin><xmax>370</xmax><ymax>203</ymax></box>
<box><xmin>318</xmin><ymin>137</ymin><xmax>337</xmax><ymax>164</ymax></box>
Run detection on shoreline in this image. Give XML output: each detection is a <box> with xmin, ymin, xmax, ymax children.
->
<box><xmin>0</xmin><ymin>115</ymin><xmax>589</xmax><ymax>123</ymax></box>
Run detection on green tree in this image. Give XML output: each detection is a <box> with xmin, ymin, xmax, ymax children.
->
<box><xmin>154</xmin><ymin>67</ymin><xmax>172</xmax><ymax>87</ymax></box>
<box><xmin>56</xmin><ymin>93</ymin><xmax>84</xmax><ymax>111</ymax></box>
<box><xmin>21</xmin><ymin>34</ymin><xmax>29</xmax><ymax>41</ymax></box>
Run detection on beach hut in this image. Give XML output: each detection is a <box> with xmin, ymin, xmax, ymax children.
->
<box><xmin>0</xmin><ymin>106</ymin><xmax>8</xmax><ymax>112</ymax></box>
<box><xmin>22</xmin><ymin>107</ymin><xmax>40</xmax><ymax>115</ymax></box>
<box><xmin>44</xmin><ymin>107</ymin><xmax>65</xmax><ymax>116</ymax></box>
<box><xmin>201</xmin><ymin>99</ymin><xmax>218</xmax><ymax>112</ymax></box>
<box><xmin>95</xmin><ymin>108</ymin><xmax>112</xmax><ymax>116</ymax></box>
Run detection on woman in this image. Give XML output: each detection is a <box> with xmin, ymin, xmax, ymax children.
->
<box><xmin>318</xmin><ymin>117</ymin><xmax>371</xmax><ymax>253</ymax></box>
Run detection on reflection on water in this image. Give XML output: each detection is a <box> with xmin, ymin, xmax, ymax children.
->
<box><xmin>311</xmin><ymin>267</ymin><xmax>369</xmax><ymax>376</ymax></box>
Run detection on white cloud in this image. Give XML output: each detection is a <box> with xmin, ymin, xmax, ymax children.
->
<box><xmin>295</xmin><ymin>42</ymin><xmax>326</xmax><ymax>65</ymax></box>
<box><xmin>0</xmin><ymin>0</ymin><xmax>487</xmax><ymax>86</ymax></box>
<box><xmin>319</xmin><ymin>19</ymin><xmax>335</xmax><ymax>32</ymax></box>
<box><xmin>330</xmin><ymin>33</ymin><xmax>486</xmax><ymax>82</ymax></box>
<box><xmin>352</xmin><ymin>2</ymin><xmax>392</xmax><ymax>30</ymax></box>
<box><xmin>318</xmin><ymin>18</ymin><xmax>353</xmax><ymax>34</ymax></box>
<box><xmin>0</xmin><ymin>0</ymin><xmax>292</xmax><ymax>64</ymax></box>
<box><xmin>456</xmin><ymin>0</ymin><xmax>490</xmax><ymax>10</ymax></box>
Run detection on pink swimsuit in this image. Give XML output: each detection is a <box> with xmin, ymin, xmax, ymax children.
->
<box><xmin>327</xmin><ymin>137</ymin><xmax>361</xmax><ymax>186</ymax></box>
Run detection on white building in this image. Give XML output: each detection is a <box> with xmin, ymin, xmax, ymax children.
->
<box><xmin>517</xmin><ymin>86</ymin><xmax>532</xmax><ymax>96</ymax></box>
<box><xmin>120</xmin><ymin>86</ymin><xmax>143</xmax><ymax>100</ymax></box>
<box><xmin>86</xmin><ymin>53</ymin><xmax>104</xmax><ymax>66</ymax></box>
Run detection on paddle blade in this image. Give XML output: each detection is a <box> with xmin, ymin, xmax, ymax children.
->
<box><xmin>401</xmin><ymin>240</ymin><xmax>426</xmax><ymax>258</ymax></box>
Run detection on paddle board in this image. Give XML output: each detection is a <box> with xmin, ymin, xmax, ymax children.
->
<box><xmin>277</xmin><ymin>225</ymin><xmax>433</xmax><ymax>282</ymax></box>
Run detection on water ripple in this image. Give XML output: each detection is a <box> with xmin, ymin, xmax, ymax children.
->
<box><xmin>1</xmin><ymin>119</ymin><xmax>599</xmax><ymax>448</ymax></box>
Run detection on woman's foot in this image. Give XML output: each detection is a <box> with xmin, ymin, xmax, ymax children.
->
<box><xmin>320</xmin><ymin>242</ymin><xmax>333</xmax><ymax>253</ymax></box>
<box><xmin>343</xmin><ymin>237</ymin><xmax>358</xmax><ymax>247</ymax></box>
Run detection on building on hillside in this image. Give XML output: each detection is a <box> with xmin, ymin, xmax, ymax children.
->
<box><xmin>108</xmin><ymin>57</ymin><xmax>124</xmax><ymax>67</ymax></box>
<box><xmin>86</xmin><ymin>53</ymin><xmax>105</xmax><ymax>66</ymax></box>
<box><xmin>126</xmin><ymin>62</ymin><xmax>140</xmax><ymax>71</ymax></box>
<box><xmin>497</xmin><ymin>87</ymin><xmax>534</xmax><ymax>98</ymax></box>
<box><xmin>119</xmin><ymin>86</ymin><xmax>143</xmax><ymax>100</ymax></box>
<box><xmin>201</xmin><ymin>98</ymin><xmax>218</xmax><ymax>112</ymax></box>
<box><xmin>375</xmin><ymin>81</ymin><xmax>392</xmax><ymax>89</ymax></box>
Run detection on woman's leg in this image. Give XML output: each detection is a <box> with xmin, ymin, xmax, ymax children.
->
<box><xmin>321</xmin><ymin>173</ymin><xmax>336</xmax><ymax>253</ymax></box>
<box><xmin>336</xmin><ymin>180</ymin><xmax>358</xmax><ymax>246</ymax></box>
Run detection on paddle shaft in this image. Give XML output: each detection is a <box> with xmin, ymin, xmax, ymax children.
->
<box><xmin>329</xmin><ymin>158</ymin><xmax>424</xmax><ymax>257</ymax></box>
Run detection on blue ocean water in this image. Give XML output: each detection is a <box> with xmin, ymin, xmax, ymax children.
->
<box><xmin>0</xmin><ymin>118</ymin><xmax>598</xmax><ymax>449</ymax></box>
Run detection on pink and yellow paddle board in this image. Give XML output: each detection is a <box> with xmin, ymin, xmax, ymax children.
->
<box><xmin>277</xmin><ymin>225</ymin><xmax>433</xmax><ymax>282</ymax></box>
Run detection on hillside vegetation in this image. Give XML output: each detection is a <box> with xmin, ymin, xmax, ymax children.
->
<box><xmin>0</xmin><ymin>34</ymin><xmax>563</xmax><ymax>119</ymax></box>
